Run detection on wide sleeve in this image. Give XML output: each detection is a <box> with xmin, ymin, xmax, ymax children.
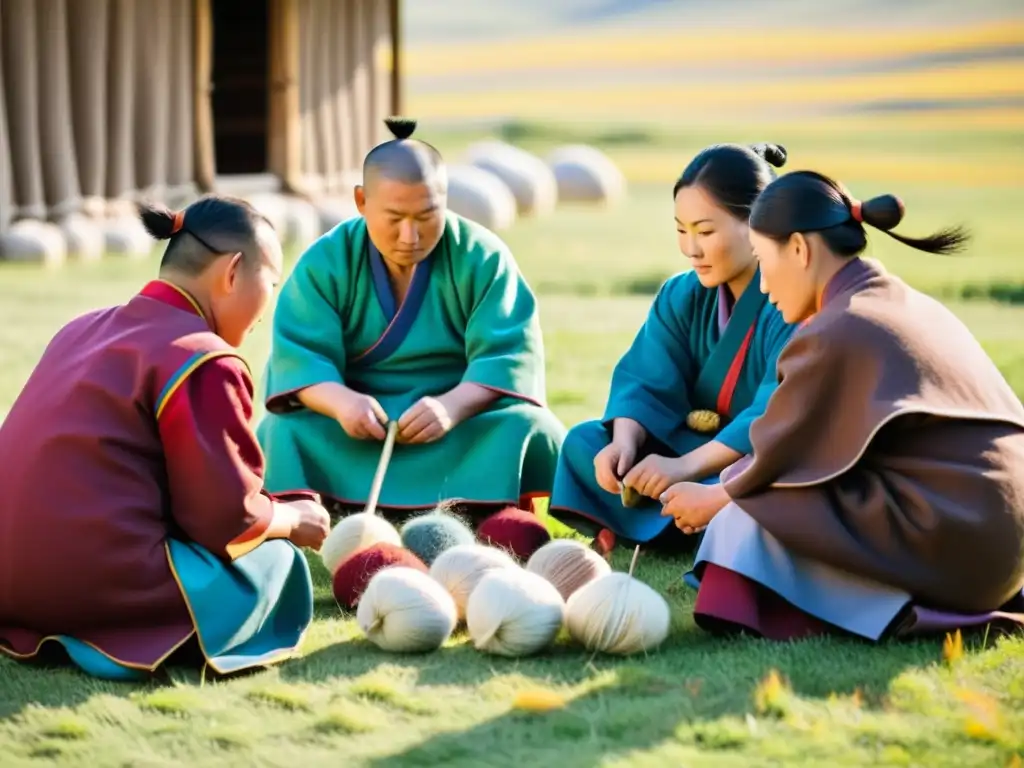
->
<box><xmin>714</xmin><ymin>308</ymin><xmax>795</xmax><ymax>454</ymax></box>
<box><xmin>720</xmin><ymin>326</ymin><xmax>850</xmax><ymax>498</ymax></box>
<box><xmin>458</xmin><ymin>238</ymin><xmax>547</xmax><ymax>405</ymax></box>
<box><xmin>158</xmin><ymin>355</ymin><xmax>276</xmax><ymax>561</ymax></box>
<box><xmin>263</xmin><ymin>234</ymin><xmax>348</xmax><ymax>413</ymax></box>
<box><xmin>601</xmin><ymin>274</ymin><xmax>698</xmax><ymax>447</ymax></box>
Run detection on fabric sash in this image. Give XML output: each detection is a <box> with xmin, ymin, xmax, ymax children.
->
<box><xmin>692</xmin><ymin>273</ymin><xmax>767</xmax><ymax>417</ymax></box>
<box><xmin>352</xmin><ymin>236</ymin><xmax>436</xmax><ymax>367</ymax></box>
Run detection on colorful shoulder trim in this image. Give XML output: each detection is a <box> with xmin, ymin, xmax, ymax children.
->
<box><xmin>155</xmin><ymin>350</ymin><xmax>248</xmax><ymax>420</ymax></box>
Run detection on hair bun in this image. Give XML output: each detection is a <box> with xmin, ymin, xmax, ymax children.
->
<box><xmin>137</xmin><ymin>201</ymin><xmax>181</xmax><ymax>240</ymax></box>
<box><xmin>860</xmin><ymin>193</ymin><xmax>905</xmax><ymax>231</ymax></box>
<box><xmin>750</xmin><ymin>142</ymin><xmax>787</xmax><ymax>168</ymax></box>
<box><xmin>384</xmin><ymin>116</ymin><xmax>417</xmax><ymax>141</ymax></box>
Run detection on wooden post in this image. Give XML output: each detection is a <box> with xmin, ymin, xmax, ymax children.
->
<box><xmin>193</xmin><ymin>0</ymin><xmax>215</xmax><ymax>191</ymax></box>
<box><xmin>389</xmin><ymin>0</ymin><xmax>401</xmax><ymax>117</ymax></box>
<box><xmin>269</xmin><ymin>0</ymin><xmax>302</xmax><ymax>195</ymax></box>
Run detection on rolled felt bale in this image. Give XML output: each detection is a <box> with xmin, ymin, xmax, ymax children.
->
<box><xmin>0</xmin><ymin>219</ymin><xmax>67</xmax><ymax>265</ymax></box>
<box><xmin>545</xmin><ymin>144</ymin><xmax>626</xmax><ymax>205</ymax></box>
<box><xmin>464</xmin><ymin>140</ymin><xmax>557</xmax><ymax>217</ymax></box>
<box><xmin>445</xmin><ymin>165</ymin><xmax>517</xmax><ymax>231</ymax></box>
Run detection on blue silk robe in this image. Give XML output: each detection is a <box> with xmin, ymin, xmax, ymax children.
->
<box><xmin>548</xmin><ymin>269</ymin><xmax>795</xmax><ymax>543</ymax></box>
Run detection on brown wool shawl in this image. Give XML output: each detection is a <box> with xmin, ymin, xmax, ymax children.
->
<box><xmin>720</xmin><ymin>257</ymin><xmax>1024</xmax><ymax>611</ymax></box>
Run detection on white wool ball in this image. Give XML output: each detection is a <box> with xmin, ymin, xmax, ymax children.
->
<box><xmin>428</xmin><ymin>544</ymin><xmax>519</xmax><ymax>619</ymax></box>
<box><xmin>565</xmin><ymin>572</ymin><xmax>671</xmax><ymax>655</ymax></box>
<box><xmin>465</xmin><ymin>568</ymin><xmax>565</xmax><ymax>657</ymax></box>
<box><xmin>526</xmin><ymin>539</ymin><xmax>611</xmax><ymax>600</ymax></box>
<box><xmin>356</xmin><ymin>566</ymin><xmax>457</xmax><ymax>653</ymax></box>
<box><xmin>320</xmin><ymin>513</ymin><xmax>401</xmax><ymax>576</ymax></box>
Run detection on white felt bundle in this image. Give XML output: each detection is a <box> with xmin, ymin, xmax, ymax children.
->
<box><xmin>565</xmin><ymin>572</ymin><xmax>671</xmax><ymax>655</ymax></box>
<box><xmin>319</xmin><ymin>513</ymin><xmax>402</xmax><ymax>576</ymax></box>
<box><xmin>525</xmin><ymin>539</ymin><xmax>611</xmax><ymax>600</ymax></box>
<box><xmin>464</xmin><ymin>141</ymin><xmax>558</xmax><ymax>217</ymax></box>
<box><xmin>356</xmin><ymin>566</ymin><xmax>458</xmax><ymax>653</ymax></box>
<box><xmin>445</xmin><ymin>164</ymin><xmax>518</xmax><ymax>231</ymax></box>
<box><xmin>545</xmin><ymin>144</ymin><xmax>627</xmax><ymax>205</ymax></box>
<box><xmin>428</xmin><ymin>543</ymin><xmax>518</xmax><ymax>619</ymax></box>
<box><xmin>465</xmin><ymin>569</ymin><xmax>565</xmax><ymax>657</ymax></box>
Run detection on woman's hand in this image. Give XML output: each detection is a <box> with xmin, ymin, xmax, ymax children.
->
<box><xmin>594</xmin><ymin>440</ymin><xmax>638</xmax><ymax>494</ymax></box>
<box><xmin>622</xmin><ymin>455</ymin><xmax>690</xmax><ymax>500</ymax></box>
<box><xmin>659</xmin><ymin>482</ymin><xmax>730</xmax><ymax>534</ymax></box>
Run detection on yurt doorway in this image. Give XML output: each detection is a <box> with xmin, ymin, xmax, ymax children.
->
<box><xmin>210</xmin><ymin>0</ymin><xmax>270</xmax><ymax>175</ymax></box>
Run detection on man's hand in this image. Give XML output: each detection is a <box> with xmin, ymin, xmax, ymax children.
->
<box><xmin>286</xmin><ymin>498</ymin><xmax>332</xmax><ymax>550</ymax></box>
<box><xmin>397</xmin><ymin>397</ymin><xmax>453</xmax><ymax>444</ymax></box>
<box><xmin>297</xmin><ymin>383</ymin><xmax>388</xmax><ymax>440</ymax></box>
<box><xmin>334</xmin><ymin>390</ymin><xmax>389</xmax><ymax>440</ymax></box>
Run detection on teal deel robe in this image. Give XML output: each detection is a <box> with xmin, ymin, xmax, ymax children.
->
<box><xmin>548</xmin><ymin>269</ymin><xmax>795</xmax><ymax>545</ymax></box>
<box><xmin>256</xmin><ymin>211</ymin><xmax>566</xmax><ymax>513</ymax></box>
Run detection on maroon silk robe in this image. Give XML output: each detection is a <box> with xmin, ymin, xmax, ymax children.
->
<box><xmin>0</xmin><ymin>281</ymin><xmax>278</xmax><ymax>669</ymax></box>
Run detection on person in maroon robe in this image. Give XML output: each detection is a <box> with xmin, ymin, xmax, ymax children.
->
<box><xmin>0</xmin><ymin>196</ymin><xmax>331</xmax><ymax>680</ymax></box>
<box><xmin>663</xmin><ymin>171</ymin><xmax>1024</xmax><ymax>642</ymax></box>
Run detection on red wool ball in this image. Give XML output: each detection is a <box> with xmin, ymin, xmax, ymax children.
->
<box><xmin>331</xmin><ymin>542</ymin><xmax>428</xmax><ymax>611</ymax></box>
<box><xmin>476</xmin><ymin>506</ymin><xmax>551</xmax><ymax>561</ymax></box>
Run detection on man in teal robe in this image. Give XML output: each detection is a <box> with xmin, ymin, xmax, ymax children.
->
<box><xmin>548</xmin><ymin>269</ymin><xmax>794</xmax><ymax>548</ymax></box>
<box><xmin>257</xmin><ymin>118</ymin><xmax>566</xmax><ymax>516</ymax></box>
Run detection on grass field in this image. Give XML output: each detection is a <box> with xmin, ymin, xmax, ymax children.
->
<box><xmin>3</xmin><ymin>14</ymin><xmax>1024</xmax><ymax>763</ymax></box>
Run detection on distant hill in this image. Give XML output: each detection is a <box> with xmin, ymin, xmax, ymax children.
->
<box><xmin>402</xmin><ymin>0</ymin><xmax>1024</xmax><ymax>45</ymax></box>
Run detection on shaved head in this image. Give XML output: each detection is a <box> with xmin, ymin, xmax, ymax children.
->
<box><xmin>362</xmin><ymin>117</ymin><xmax>447</xmax><ymax>194</ymax></box>
<box><xmin>355</xmin><ymin>117</ymin><xmax>449</xmax><ymax>269</ymax></box>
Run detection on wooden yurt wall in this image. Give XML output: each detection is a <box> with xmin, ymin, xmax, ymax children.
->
<box><xmin>296</xmin><ymin>0</ymin><xmax>396</xmax><ymax>199</ymax></box>
<box><xmin>0</xmin><ymin>1</ymin><xmax>11</xmax><ymax>234</ymax></box>
<box><xmin>0</xmin><ymin>0</ymin><xmax>401</xmax><ymax>262</ymax></box>
<box><xmin>0</xmin><ymin>0</ymin><xmax>195</xmax><ymax>260</ymax></box>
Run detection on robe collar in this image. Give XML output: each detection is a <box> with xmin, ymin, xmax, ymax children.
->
<box><xmin>139</xmin><ymin>280</ymin><xmax>208</xmax><ymax>323</ymax></box>
<box><xmin>821</xmin><ymin>257</ymin><xmax>881</xmax><ymax>309</ymax></box>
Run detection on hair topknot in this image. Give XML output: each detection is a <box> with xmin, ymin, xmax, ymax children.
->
<box><xmin>138</xmin><ymin>194</ymin><xmax>276</xmax><ymax>277</ymax></box>
<box><xmin>859</xmin><ymin>193</ymin><xmax>905</xmax><ymax>231</ymax></box>
<box><xmin>750</xmin><ymin>170</ymin><xmax>970</xmax><ymax>257</ymax></box>
<box><xmin>749</xmin><ymin>142</ymin><xmax>788</xmax><ymax>168</ymax></box>
<box><xmin>137</xmin><ymin>201</ymin><xmax>182</xmax><ymax>240</ymax></box>
<box><xmin>384</xmin><ymin>116</ymin><xmax>417</xmax><ymax>141</ymax></box>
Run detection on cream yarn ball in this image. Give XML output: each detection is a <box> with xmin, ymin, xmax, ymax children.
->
<box><xmin>320</xmin><ymin>512</ymin><xmax>402</xmax><ymax>575</ymax></box>
<box><xmin>356</xmin><ymin>566</ymin><xmax>458</xmax><ymax>653</ymax></box>
<box><xmin>428</xmin><ymin>544</ymin><xmax>519</xmax><ymax>619</ymax></box>
<box><xmin>526</xmin><ymin>539</ymin><xmax>611</xmax><ymax>600</ymax></box>
<box><xmin>565</xmin><ymin>572</ymin><xmax>671</xmax><ymax>655</ymax></box>
<box><xmin>465</xmin><ymin>568</ymin><xmax>565</xmax><ymax>657</ymax></box>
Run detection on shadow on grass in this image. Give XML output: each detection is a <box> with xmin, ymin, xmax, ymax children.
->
<box><xmin>357</xmin><ymin>630</ymin><xmax>942</xmax><ymax>767</ymax></box>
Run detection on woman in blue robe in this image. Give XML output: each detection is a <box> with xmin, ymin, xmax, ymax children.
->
<box><xmin>548</xmin><ymin>143</ymin><xmax>797</xmax><ymax>553</ymax></box>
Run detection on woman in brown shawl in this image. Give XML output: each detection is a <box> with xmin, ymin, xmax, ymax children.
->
<box><xmin>663</xmin><ymin>170</ymin><xmax>1024</xmax><ymax>641</ymax></box>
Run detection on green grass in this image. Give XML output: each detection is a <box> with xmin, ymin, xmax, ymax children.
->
<box><xmin>3</xmin><ymin>117</ymin><xmax>1024</xmax><ymax>765</ymax></box>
